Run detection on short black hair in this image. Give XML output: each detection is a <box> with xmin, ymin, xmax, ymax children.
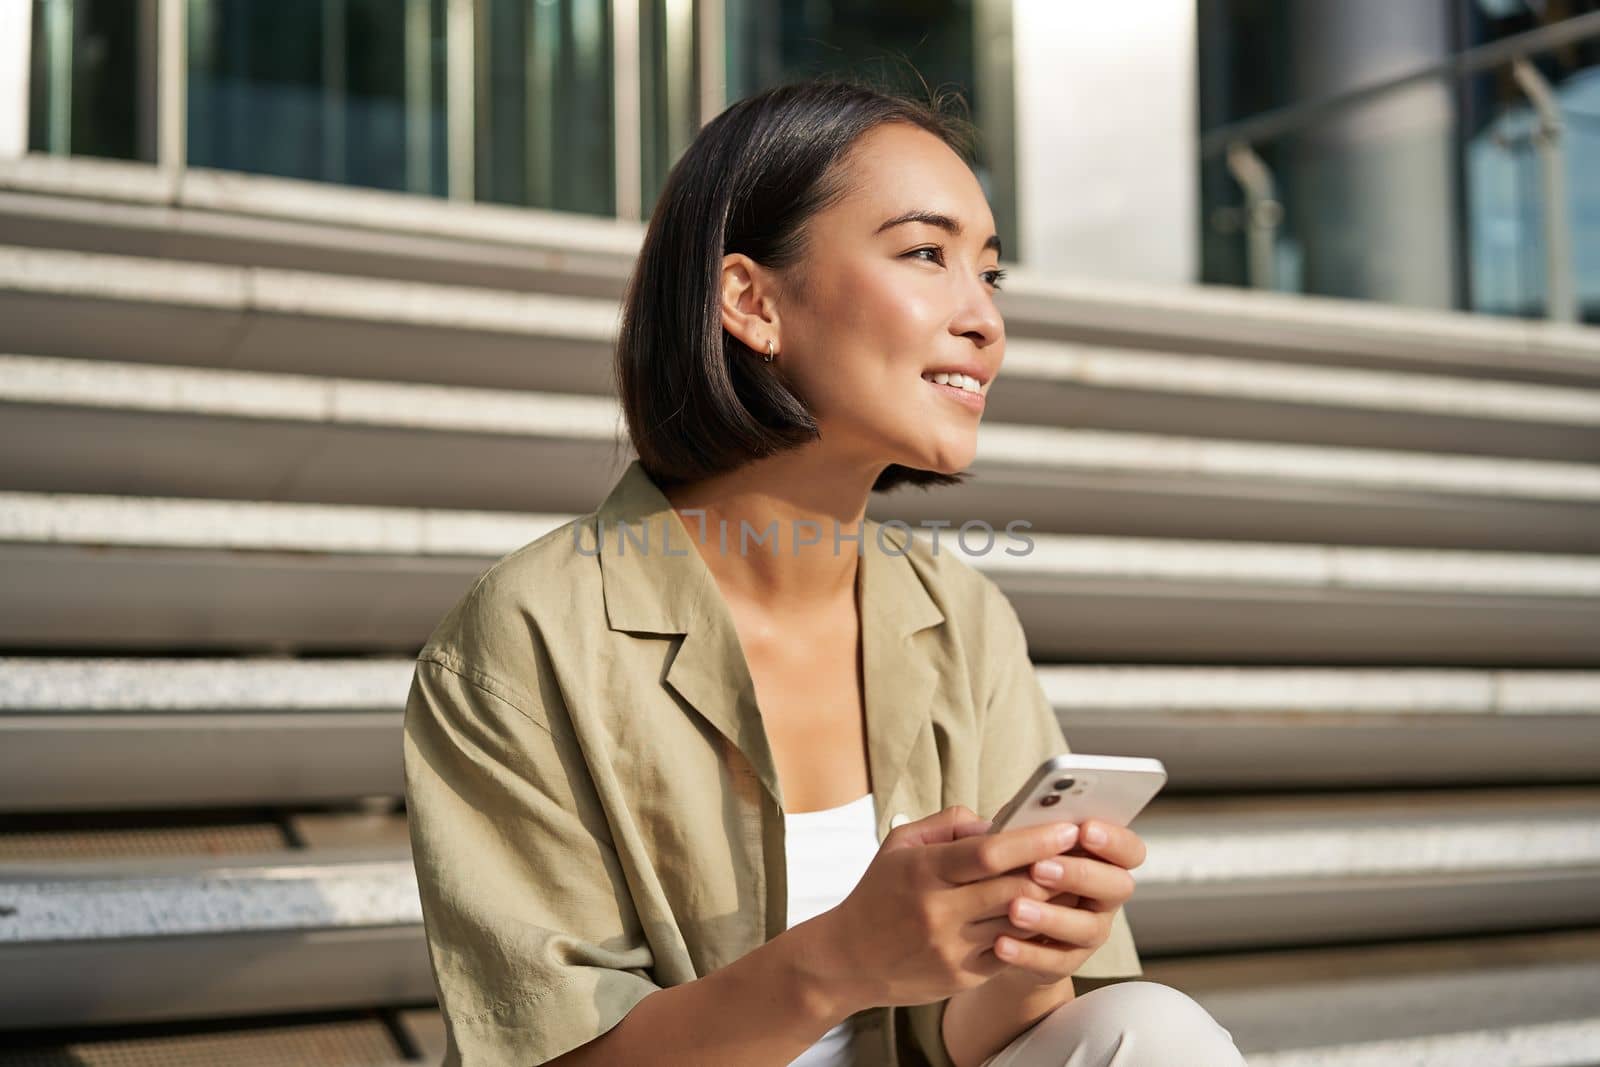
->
<box><xmin>614</xmin><ymin>73</ymin><xmax>985</xmax><ymax>494</ymax></box>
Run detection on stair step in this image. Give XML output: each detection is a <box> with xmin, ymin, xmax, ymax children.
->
<box><xmin>5</xmin><ymin>156</ymin><xmax>1600</xmax><ymax>388</ymax></box>
<box><xmin>2</xmin><ymin>792</ymin><xmax>1595</xmax><ymax>1027</ymax></box>
<box><xmin>0</xmin><ymin>849</ymin><xmax>432</xmax><ymax>1028</ymax></box>
<box><xmin>987</xmin><ymin>533</ymin><xmax>1600</xmax><ymax>663</ymax></box>
<box><xmin>0</xmin><ymin>809</ymin><xmax>406</xmax><ymax>863</ymax></box>
<box><xmin>0</xmin><ymin>1008</ymin><xmax>416</xmax><ymax>1065</ymax></box>
<box><xmin>1130</xmin><ymin>785</ymin><xmax>1600</xmax><ymax>953</ymax></box>
<box><xmin>1000</xmin><ymin>271</ymin><xmax>1600</xmax><ymax>386</ymax></box>
<box><xmin>995</xmin><ymin>338</ymin><xmax>1600</xmax><ymax>459</ymax></box>
<box><xmin>0</xmin><ymin>152</ymin><xmax>640</xmax><ymax>295</ymax></box>
<box><xmin>1248</xmin><ymin>1021</ymin><xmax>1600</xmax><ymax>1067</ymax></box>
<box><xmin>0</xmin><ymin>656</ymin><xmax>413</xmax><ymax>811</ymax></box>
<box><xmin>6</xmin><ymin>241</ymin><xmax>1600</xmax><ymax>403</ymax></box>
<box><xmin>0</xmin><ymin>245</ymin><xmax>619</xmax><ymax>393</ymax></box>
<box><xmin>2</xmin><ymin>658</ymin><xmax>1597</xmax><ymax>810</ymax></box>
<box><xmin>0</xmin><ymin>353</ymin><xmax>633</xmax><ymax>517</ymax></box>
<box><xmin>1049</xmin><ymin>664</ymin><xmax>1600</xmax><ymax>788</ymax></box>
<box><xmin>5</xmin><ymin>354</ymin><xmax>1598</xmax><ymax>550</ymax></box>
<box><xmin>0</xmin><ymin>813</ymin><xmax>292</xmax><ymax>861</ymax></box>
<box><xmin>2</xmin><ymin>491</ymin><xmax>1597</xmax><ymax>659</ymax></box>
<box><xmin>1147</xmin><ymin>926</ymin><xmax>1600</xmax><ymax>1066</ymax></box>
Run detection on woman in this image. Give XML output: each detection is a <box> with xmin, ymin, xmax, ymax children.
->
<box><xmin>403</xmin><ymin>76</ymin><xmax>1247</xmax><ymax>1067</ymax></box>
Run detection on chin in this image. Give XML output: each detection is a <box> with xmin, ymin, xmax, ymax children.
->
<box><xmin>914</xmin><ymin>449</ymin><xmax>977</xmax><ymax>476</ymax></box>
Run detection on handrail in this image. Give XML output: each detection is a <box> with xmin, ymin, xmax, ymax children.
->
<box><xmin>1511</xmin><ymin>57</ymin><xmax>1579</xmax><ymax>323</ymax></box>
<box><xmin>1200</xmin><ymin>9</ymin><xmax>1600</xmax><ymax>159</ymax></box>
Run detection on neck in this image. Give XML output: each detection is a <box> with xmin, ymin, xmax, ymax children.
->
<box><xmin>661</xmin><ymin>450</ymin><xmax>886</xmax><ymax>615</ymax></box>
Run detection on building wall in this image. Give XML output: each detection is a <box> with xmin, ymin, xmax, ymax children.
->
<box><xmin>1012</xmin><ymin>0</ymin><xmax>1199</xmax><ymax>286</ymax></box>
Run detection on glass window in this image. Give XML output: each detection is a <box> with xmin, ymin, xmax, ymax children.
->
<box><xmin>716</xmin><ymin>0</ymin><xmax>1012</xmax><ymax>252</ymax></box>
<box><xmin>1199</xmin><ymin>0</ymin><xmax>1600</xmax><ymax>323</ymax></box>
<box><xmin>186</xmin><ymin>0</ymin><xmax>448</xmax><ymax>195</ymax></box>
<box><xmin>27</xmin><ymin>0</ymin><xmax>157</xmax><ymax>161</ymax></box>
<box><xmin>639</xmin><ymin>0</ymin><xmax>699</xmax><ymax>219</ymax></box>
<box><xmin>1457</xmin><ymin>4</ymin><xmax>1600</xmax><ymax>323</ymax></box>
<box><xmin>476</xmin><ymin>0</ymin><xmax>614</xmax><ymax>216</ymax></box>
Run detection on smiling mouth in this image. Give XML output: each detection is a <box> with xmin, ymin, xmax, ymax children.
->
<box><xmin>921</xmin><ymin>374</ymin><xmax>986</xmax><ymax>408</ymax></box>
<box><xmin>920</xmin><ymin>371</ymin><xmax>986</xmax><ymax>395</ymax></box>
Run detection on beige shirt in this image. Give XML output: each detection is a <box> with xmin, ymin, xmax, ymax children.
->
<box><xmin>403</xmin><ymin>458</ymin><xmax>1142</xmax><ymax>1067</ymax></box>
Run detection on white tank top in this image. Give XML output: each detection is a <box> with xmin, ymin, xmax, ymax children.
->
<box><xmin>783</xmin><ymin>791</ymin><xmax>881</xmax><ymax>1067</ymax></box>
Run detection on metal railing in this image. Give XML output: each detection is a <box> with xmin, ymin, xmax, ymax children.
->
<box><xmin>1202</xmin><ymin>10</ymin><xmax>1600</xmax><ymax>322</ymax></box>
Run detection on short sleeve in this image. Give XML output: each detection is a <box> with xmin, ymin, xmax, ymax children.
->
<box><xmin>403</xmin><ymin>651</ymin><xmax>661</xmax><ymax>1065</ymax></box>
<box><xmin>973</xmin><ymin>581</ymin><xmax>1143</xmax><ymax>981</ymax></box>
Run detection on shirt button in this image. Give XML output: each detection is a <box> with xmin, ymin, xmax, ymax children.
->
<box><xmin>889</xmin><ymin>812</ymin><xmax>911</xmax><ymax>829</ymax></box>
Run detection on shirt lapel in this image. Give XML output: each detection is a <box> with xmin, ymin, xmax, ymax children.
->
<box><xmin>595</xmin><ymin>459</ymin><xmax>945</xmax><ymax>838</ymax></box>
<box><xmin>856</xmin><ymin>515</ymin><xmax>945</xmax><ymax>840</ymax></box>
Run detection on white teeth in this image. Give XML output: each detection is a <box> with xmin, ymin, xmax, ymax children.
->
<box><xmin>923</xmin><ymin>371</ymin><xmax>983</xmax><ymax>393</ymax></box>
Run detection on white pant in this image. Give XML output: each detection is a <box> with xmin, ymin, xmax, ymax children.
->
<box><xmin>978</xmin><ymin>981</ymin><xmax>1249</xmax><ymax>1067</ymax></box>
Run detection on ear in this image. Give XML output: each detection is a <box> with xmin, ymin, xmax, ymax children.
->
<box><xmin>718</xmin><ymin>252</ymin><xmax>782</xmax><ymax>355</ymax></box>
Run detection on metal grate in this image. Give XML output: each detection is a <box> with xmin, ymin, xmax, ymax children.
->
<box><xmin>0</xmin><ymin>1014</ymin><xmax>410</xmax><ymax>1066</ymax></box>
<box><xmin>0</xmin><ymin>821</ymin><xmax>289</xmax><ymax>861</ymax></box>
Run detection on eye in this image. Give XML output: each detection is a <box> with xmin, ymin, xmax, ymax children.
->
<box><xmin>905</xmin><ymin>246</ymin><xmax>1009</xmax><ymax>291</ymax></box>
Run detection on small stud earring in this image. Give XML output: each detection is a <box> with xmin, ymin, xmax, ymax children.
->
<box><xmin>764</xmin><ymin>339</ymin><xmax>776</xmax><ymax>363</ymax></box>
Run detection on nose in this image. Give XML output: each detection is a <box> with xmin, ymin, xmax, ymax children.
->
<box><xmin>953</xmin><ymin>282</ymin><xmax>1004</xmax><ymax>351</ymax></box>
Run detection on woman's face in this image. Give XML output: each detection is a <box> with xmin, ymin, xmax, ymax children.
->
<box><xmin>728</xmin><ymin>122</ymin><xmax>1007</xmax><ymax>477</ymax></box>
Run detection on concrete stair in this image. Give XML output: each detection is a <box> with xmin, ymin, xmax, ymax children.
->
<box><xmin>2</xmin><ymin>154</ymin><xmax>1598</xmax><ymax>1064</ymax></box>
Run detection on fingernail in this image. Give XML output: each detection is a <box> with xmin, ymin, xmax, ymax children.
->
<box><xmin>1056</xmin><ymin>824</ymin><xmax>1078</xmax><ymax>849</ymax></box>
<box><xmin>1035</xmin><ymin>860</ymin><xmax>1063</xmax><ymax>882</ymax></box>
<box><xmin>1085</xmin><ymin>824</ymin><xmax>1108</xmax><ymax>847</ymax></box>
<box><xmin>1015</xmin><ymin>900</ymin><xmax>1040</xmax><ymax>922</ymax></box>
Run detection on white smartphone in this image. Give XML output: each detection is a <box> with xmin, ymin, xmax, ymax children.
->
<box><xmin>986</xmin><ymin>753</ymin><xmax>1168</xmax><ymax>836</ymax></box>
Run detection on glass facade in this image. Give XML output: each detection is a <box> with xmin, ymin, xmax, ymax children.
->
<box><xmin>638</xmin><ymin>0</ymin><xmax>698</xmax><ymax>219</ymax></box>
<box><xmin>478</xmin><ymin>0</ymin><xmax>613</xmax><ymax>214</ymax></box>
<box><xmin>15</xmin><ymin>0</ymin><xmax>1005</xmax><ymax>237</ymax></box>
<box><xmin>723</xmin><ymin>0</ymin><xmax>1010</xmax><ymax>253</ymax></box>
<box><xmin>1460</xmin><ymin>8</ymin><xmax>1600</xmax><ymax>320</ymax></box>
<box><xmin>1198</xmin><ymin>0</ymin><xmax>1600</xmax><ymax>323</ymax></box>
<box><xmin>21</xmin><ymin>0</ymin><xmax>997</xmax><ymax>228</ymax></box>
<box><xmin>27</xmin><ymin>0</ymin><xmax>157</xmax><ymax>162</ymax></box>
<box><xmin>187</xmin><ymin>0</ymin><xmax>448</xmax><ymax>195</ymax></box>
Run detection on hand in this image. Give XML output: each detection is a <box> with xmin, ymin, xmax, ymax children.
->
<box><xmin>807</xmin><ymin>806</ymin><xmax>1086</xmax><ymax>1013</ymax></box>
<box><xmin>989</xmin><ymin>819</ymin><xmax>1145</xmax><ymax>986</ymax></box>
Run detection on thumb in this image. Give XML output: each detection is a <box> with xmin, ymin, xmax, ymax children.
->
<box><xmin>884</xmin><ymin>805</ymin><xmax>986</xmax><ymax>850</ymax></box>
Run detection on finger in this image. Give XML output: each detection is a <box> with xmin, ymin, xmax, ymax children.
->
<box><xmin>1004</xmin><ymin>894</ymin><xmax>1103</xmax><ymax>949</ymax></box>
<box><xmin>1027</xmin><ymin>855</ymin><xmax>1137</xmax><ymax>912</ymax></box>
<box><xmin>952</xmin><ymin>819</ymin><xmax>993</xmax><ymax>840</ymax></box>
<box><xmin>994</xmin><ymin>929</ymin><xmax>1092</xmax><ymax>975</ymax></box>
<box><xmin>1075</xmin><ymin>820</ymin><xmax>1147</xmax><ymax>871</ymax></box>
<box><xmin>935</xmin><ymin>819</ymin><xmax>1080</xmax><ymax>885</ymax></box>
<box><xmin>884</xmin><ymin>805</ymin><xmax>982</xmax><ymax>850</ymax></box>
<box><xmin>967</xmin><ymin>894</ymin><xmax>1081</xmax><ymax>947</ymax></box>
<box><xmin>958</xmin><ymin>871</ymin><xmax>1058</xmax><ymax>922</ymax></box>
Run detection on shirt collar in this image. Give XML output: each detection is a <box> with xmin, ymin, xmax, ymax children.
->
<box><xmin>593</xmin><ymin>458</ymin><xmax>945</xmax><ymax>819</ymax></box>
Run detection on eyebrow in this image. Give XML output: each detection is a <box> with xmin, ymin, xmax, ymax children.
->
<box><xmin>874</xmin><ymin>209</ymin><xmax>1003</xmax><ymax>258</ymax></box>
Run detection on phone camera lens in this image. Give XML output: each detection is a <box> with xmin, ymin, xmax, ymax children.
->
<box><xmin>1039</xmin><ymin>794</ymin><xmax>1061</xmax><ymax>807</ymax></box>
<box><xmin>1052</xmin><ymin>778</ymin><xmax>1075</xmax><ymax>791</ymax></box>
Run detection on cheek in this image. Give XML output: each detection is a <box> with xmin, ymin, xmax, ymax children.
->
<box><xmin>790</xmin><ymin>270</ymin><xmax>944</xmax><ymax>417</ymax></box>
<box><xmin>824</xmin><ymin>262</ymin><xmax>938</xmax><ymax>334</ymax></box>
<box><xmin>820</xmin><ymin>280</ymin><xmax>941</xmax><ymax>375</ymax></box>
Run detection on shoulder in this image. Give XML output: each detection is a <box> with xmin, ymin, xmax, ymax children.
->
<box><xmin>417</xmin><ymin>512</ymin><xmax>604</xmax><ymax>713</ymax></box>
